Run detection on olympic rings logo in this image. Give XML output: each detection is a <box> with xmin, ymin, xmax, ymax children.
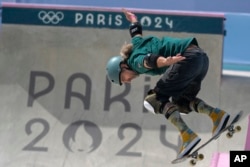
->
<box><xmin>38</xmin><ymin>11</ymin><xmax>64</xmax><ymax>24</ymax></box>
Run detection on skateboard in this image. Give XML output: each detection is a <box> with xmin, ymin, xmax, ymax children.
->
<box><xmin>171</xmin><ymin>110</ymin><xmax>243</xmax><ymax>165</ymax></box>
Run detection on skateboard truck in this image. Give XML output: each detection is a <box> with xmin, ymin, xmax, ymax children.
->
<box><xmin>226</xmin><ymin>125</ymin><xmax>241</xmax><ymax>138</ymax></box>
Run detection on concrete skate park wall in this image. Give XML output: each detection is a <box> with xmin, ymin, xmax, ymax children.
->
<box><xmin>0</xmin><ymin>3</ymin><xmax>235</xmax><ymax>167</ymax></box>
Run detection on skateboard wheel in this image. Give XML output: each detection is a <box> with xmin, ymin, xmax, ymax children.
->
<box><xmin>198</xmin><ymin>154</ymin><xmax>204</xmax><ymax>160</ymax></box>
<box><xmin>226</xmin><ymin>132</ymin><xmax>233</xmax><ymax>138</ymax></box>
<box><xmin>235</xmin><ymin>126</ymin><xmax>241</xmax><ymax>132</ymax></box>
<box><xmin>190</xmin><ymin>159</ymin><xmax>196</xmax><ymax>166</ymax></box>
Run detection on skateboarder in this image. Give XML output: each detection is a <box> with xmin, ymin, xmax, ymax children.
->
<box><xmin>106</xmin><ymin>9</ymin><xmax>230</xmax><ymax>159</ymax></box>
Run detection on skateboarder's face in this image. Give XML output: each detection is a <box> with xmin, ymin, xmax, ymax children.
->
<box><xmin>120</xmin><ymin>64</ymin><xmax>139</xmax><ymax>84</ymax></box>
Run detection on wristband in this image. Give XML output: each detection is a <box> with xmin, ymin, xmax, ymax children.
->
<box><xmin>129</xmin><ymin>22</ymin><xmax>142</xmax><ymax>37</ymax></box>
<box><xmin>130</xmin><ymin>15</ymin><xmax>136</xmax><ymax>20</ymax></box>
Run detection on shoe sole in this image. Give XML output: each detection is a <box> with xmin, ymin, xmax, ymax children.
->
<box><xmin>212</xmin><ymin>114</ymin><xmax>230</xmax><ymax>138</ymax></box>
<box><xmin>177</xmin><ymin>137</ymin><xmax>201</xmax><ymax>159</ymax></box>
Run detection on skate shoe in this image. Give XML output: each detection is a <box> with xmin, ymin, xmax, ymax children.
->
<box><xmin>177</xmin><ymin>129</ymin><xmax>201</xmax><ymax>159</ymax></box>
<box><xmin>210</xmin><ymin>108</ymin><xmax>230</xmax><ymax>137</ymax></box>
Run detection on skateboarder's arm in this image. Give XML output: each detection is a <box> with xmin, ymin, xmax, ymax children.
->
<box><xmin>144</xmin><ymin>53</ymin><xmax>186</xmax><ymax>69</ymax></box>
<box><xmin>122</xmin><ymin>8</ymin><xmax>142</xmax><ymax>37</ymax></box>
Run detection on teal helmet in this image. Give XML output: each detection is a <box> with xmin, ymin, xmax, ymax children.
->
<box><xmin>106</xmin><ymin>56</ymin><xmax>123</xmax><ymax>85</ymax></box>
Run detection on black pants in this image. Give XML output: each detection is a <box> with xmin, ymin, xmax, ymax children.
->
<box><xmin>154</xmin><ymin>47</ymin><xmax>209</xmax><ymax>104</ymax></box>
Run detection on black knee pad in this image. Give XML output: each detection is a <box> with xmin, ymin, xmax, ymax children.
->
<box><xmin>172</xmin><ymin>97</ymin><xmax>192</xmax><ymax>114</ymax></box>
<box><xmin>162</xmin><ymin>102</ymin><xmax>178</xmax><ymax>119</ymax></box>
<box><xmin>144</xmin><ymin>89</ymin><xmax>170</xmax><ymax>114</ymax></box>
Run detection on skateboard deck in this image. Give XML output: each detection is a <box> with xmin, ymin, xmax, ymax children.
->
<box><xmin>171</xmin><ymin>110</ymin><xmax>243</xmax><ymax>165</ymax></box>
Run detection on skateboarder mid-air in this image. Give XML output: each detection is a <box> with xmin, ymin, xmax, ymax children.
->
<box><xmin>106</xmin><ymin>9</ymin><xmax>230</xmax><ymax>159</ymax></box>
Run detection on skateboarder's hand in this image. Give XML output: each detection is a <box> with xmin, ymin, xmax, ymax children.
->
<box><xmin>156</xmin><ymin>53</ymin><xmax>186</xmax><ymax>67</ymax></box>
<box><xmin>122</xmin><ymin>8</ymin><xmax>137</xmax><ymax>23</ymax></box>
<box><xmin>167</xmin><ymin>53</ymin><xmax>186</xmax><ymax>65</ymax></box>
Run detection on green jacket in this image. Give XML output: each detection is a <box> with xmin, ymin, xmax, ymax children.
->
<box><xmin>126</xmin><ymin>36</ymin><xmax>198</xmax><ymax>75</ymax></box>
